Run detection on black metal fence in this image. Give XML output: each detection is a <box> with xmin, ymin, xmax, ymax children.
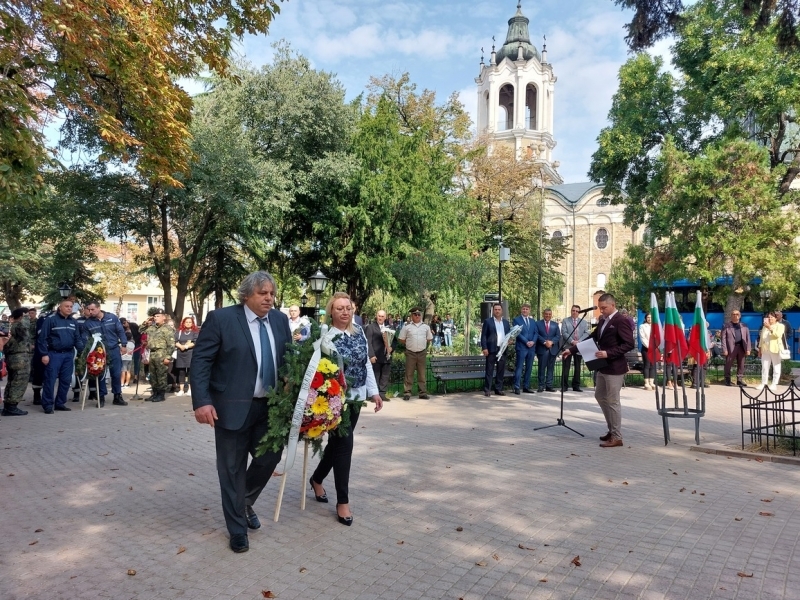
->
<box><xmin>741</xmin><ymin>381</ymin><xmax>800</xmax><ymax>456</ymax></box>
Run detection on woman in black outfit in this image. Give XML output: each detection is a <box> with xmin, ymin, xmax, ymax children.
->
<box><xmin>309</xmin><ymin>292</ymin><xmax>383</xmax><ymax>525</ymax></box>
<box><xmin>174</xmin><ymin>316</ymin><xmax>199</xmax><ymax>396</ymax></box>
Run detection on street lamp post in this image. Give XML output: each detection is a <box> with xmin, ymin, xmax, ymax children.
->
<box><xmin>300</xmin><ymin>293</ymin><xmax>308</xmax><ymax>308</ymax></box>
<box><xmin>58</xmin><ymin>282</ymin><xmax>72</xmax><ymax>299</ymax></box>
<box><xmin>759</xmin><ymin>289</ymin><xmax>772</xmax><ymax>312</ymax></box>
<box><xmin>307</xmin><ymin>269</ymin><xmax>329</xmax><ymax>319</ymax></box>
<box><xmin>496</xmin><ymin>219</ymin><xmax>511</xmax><ymax>303</ymax></box>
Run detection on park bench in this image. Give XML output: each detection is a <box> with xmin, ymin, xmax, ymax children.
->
<box><xmin>430</xmin><ymin>355</ymin><xmax>514</xmax><ymax>394</ymax></box>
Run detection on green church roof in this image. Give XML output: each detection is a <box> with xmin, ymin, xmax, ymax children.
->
<box><xmin>495</xmin><ymin>2</ymin><xmax>540</xmax><ymax>64</ymax></box>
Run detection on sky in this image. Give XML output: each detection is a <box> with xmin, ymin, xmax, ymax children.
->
<box><xmin>229</xmin><ymin>0</ymin><xmax>663</xmax><ymax>184</ymax></box>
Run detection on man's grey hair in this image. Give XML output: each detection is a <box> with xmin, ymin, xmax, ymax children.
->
<box><xmin>237</xmin><ymin>271</ymin><xmax>277</xmax><ymax>303</ymax></box>
<box><xmin>522</xmin><ymin>303</ymin><xmax>531</xmax><ymax>309</ymax></box>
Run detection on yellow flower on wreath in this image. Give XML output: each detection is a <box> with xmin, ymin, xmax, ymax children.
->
<box><xmin>307</xmin><ymin>425</ymin><xmax>325</xmax><ymax>438</ymax></box>
<box><xmin>311</xmin><ymin>396</ymin><xmax>328</xmax><ymax>415</ymax></box>
<box><xmin>317</xmin><ymin>358</ymin><xmax>338</xmax><ymax>375</ymax></box>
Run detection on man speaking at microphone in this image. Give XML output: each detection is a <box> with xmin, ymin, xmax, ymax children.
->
<box><xmin>562</xmin><ymin>294</ymin><xmax>634</xmax><ymax>448</ymax></box>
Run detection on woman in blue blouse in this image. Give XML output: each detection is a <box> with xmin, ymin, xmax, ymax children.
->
<box><xmin>310</xmin><ymin>292</ymin><xmax>383</xmax><ymax>525</ymax></box>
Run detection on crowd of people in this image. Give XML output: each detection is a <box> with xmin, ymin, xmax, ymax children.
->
<box><xmin>0</xmin><ymin>299</ymin><xmax>201</xmax><ymax>417</ymax></box>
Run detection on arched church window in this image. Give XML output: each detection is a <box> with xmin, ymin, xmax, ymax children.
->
<box><xmin>551</xmin><ymin>230</ymin><xmax>562</xmax><ymax>240</ymax></box>
<box><xmin>498</xmin><ymin>83</ymin><xmax>514</xmax><ymax>130</ymax></box>
<box><xmin>525</xmin><ymin>84</ymin><xmax>537</xmax><ymax>130</ymax></box>
<box><xmin>597</xmin><ymin>273</ymin><xmax>606</xmax><ymax>289</ymax></box>
<box><xmin>596</xmin><ymin>197</ymin><xmax>610</xmax><ymax>206</ymax></box>
<box><xmin>595</xmin><ymin>227</ymin><xmax>609</xmax><ymax>250</ymax></box>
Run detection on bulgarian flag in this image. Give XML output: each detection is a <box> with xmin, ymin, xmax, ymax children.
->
<box><xmin>664</xmin><ymin>291</ymin><xmax>688</xmax><ymax>366</ymax></box>
<box><xmin>647</xmin><ymin>292</ymin><xmax>663</xmax><ymax>363</ymax></box>
<box><xmin>687</xmin><ymin>290</ymin><xmax>709</xmax><ymax>366</ymax></box>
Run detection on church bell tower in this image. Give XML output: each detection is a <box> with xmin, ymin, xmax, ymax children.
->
<box><xmin>475</xmin><ymin>1</ymin><xmax>561</xmax><ymax>183</ymax></box>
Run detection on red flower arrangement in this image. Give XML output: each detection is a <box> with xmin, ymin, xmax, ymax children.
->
<box><xmin>87</xmin><ymin>346</ymin><xmax>106</xmax><ymax>377</ymax></box>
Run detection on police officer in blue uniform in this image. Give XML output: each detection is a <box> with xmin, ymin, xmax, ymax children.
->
<box><xmin>82</xmin><ymin>300</ymin><xmax>128</xmax><ymax>407</ymax></box>
<box><xmin>37</xmin><ymin>298</ymin><xmax>84</xmax><ymax>414</ymax></box>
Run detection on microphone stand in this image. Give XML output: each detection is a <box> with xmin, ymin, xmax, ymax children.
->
<box><xmin>534</xmin><ymin>311</ymin><xmax>590</xmax><ymax>437</ymax></box>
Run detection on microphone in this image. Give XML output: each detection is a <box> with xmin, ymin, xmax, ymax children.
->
<box><xmin>576</xmin><ymin>306</ymin><xmax>597</xmax><ymax>314</ymax></box>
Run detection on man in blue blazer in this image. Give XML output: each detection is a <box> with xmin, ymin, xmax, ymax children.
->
<box><xmin>512</xmin><ymin>303</ymin><xmax>538</xmax><ymax>394</ymax></box>
<box><xmin>535</xmin><ymin>308</ymin><xmax>561</xmax><ymax>392</ymax></box>
<box><xmin>191</xmin><ymin>271</ymin><xmax>292</xmax><ymax>553</ymax></box>
<box><xmin>481</xmin><ymin>303</ymin><xmax>511</xmax><ymax>396</ymax></box>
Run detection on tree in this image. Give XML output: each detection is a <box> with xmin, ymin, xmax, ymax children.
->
<box><xmin>1</xmin><ymin>0</ymin><xmax>284</xmax><ymax>204</ymax></box>
<box><xmin>592</xmin><ymin>1</ymin><xmax>800</xmax><ymax>311</ymax></box>
<box><xmin>612</xmin><ymin>0</ymin><xmax>800</xmax><ymax>51</ymax></box>
<box><xmin>91</xmin><ymin>240</ymin><xmax>149</xmax><ymax>315</ymax></box>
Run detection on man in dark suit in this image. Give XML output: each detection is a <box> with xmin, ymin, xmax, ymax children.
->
<box><xmin>535</xmin><ymin>308</ymin><xmax>561</xmax><ymax>392</ymax></box>
<box><xmin>481</xmin><ymin>303</ymin><xmax>511</xmax><ymax>397</ymax></box>
<box><xmin>560</xmin><ymin>305</ymin><xmax>590</xmax><ymax>392</ymax></box>
<box><xmin>512</xmin><ymin>303</ymin><xmax>538</xmax><ymax>394</ymax></box>
<box><xmin>365</xmin><ymin>309</ymin><xmax>393</xmax><ymax>401</ymax></box>
<box><xmin>191</xmin><ymin>271</ymin><xmax>292</xmax><ymax>553</ymax></box>
<box><xmin>721</xmin><ymin>310</ymin><xmax>751</xmax><ymax>386</ymax></box>
<box><xmin>563</xmin><ymin>293</ymin><xmax>635</xmax><ymax>448</ymax></box>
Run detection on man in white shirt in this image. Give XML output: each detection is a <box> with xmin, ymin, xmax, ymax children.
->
<box><xmin>398</xmin><ymin>308</ymin><xmax>432</xmax><ymax>401</ymax></box>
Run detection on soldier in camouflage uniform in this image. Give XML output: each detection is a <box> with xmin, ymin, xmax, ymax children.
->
<box><xmin>2</xmin><ymin>308</ymin><xmax>32</xmax><ymax>416</ymax></box>
<box><xmin>140</xmin><ymin>308</ymin><xmax>175</xmax><ymax>402</ymax></box>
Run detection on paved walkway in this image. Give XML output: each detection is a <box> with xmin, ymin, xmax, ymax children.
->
<box><xmin>1</xmin><ymin>381</ymin><xmax>798</xmax><ymax>600</ymax></box>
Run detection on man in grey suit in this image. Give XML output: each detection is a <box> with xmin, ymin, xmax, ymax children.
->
<box><xmin>561</xmin><ymin>305</ymin><xmax>590</xmax><ymax>392</ymax></box>
<box><xmin>191</xmin><ymin>271</ymin><xmax>292</xmax><ymax>553</ymax></box>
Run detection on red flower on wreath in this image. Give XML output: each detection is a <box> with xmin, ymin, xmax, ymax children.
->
<box><xmin>327</xmin><ymin>378</ymin><xmax>341</xmax><ymax>396</ymax></box>
<box><xmin>311</xmin><ymin>372</ymin><xmax>324</xmax><ymax>389</ymax></box>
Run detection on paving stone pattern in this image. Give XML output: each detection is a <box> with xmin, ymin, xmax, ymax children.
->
<box><xmin>1</xmin><ymin>382</ymin><xmax>798</xmax><ymax>600</ymax></box>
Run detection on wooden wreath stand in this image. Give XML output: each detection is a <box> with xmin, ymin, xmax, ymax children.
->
<box><xmin>273</xmin><ymin>439</ymin><xmax>310</xmax><ymax>523</ymax></box>
<box><xmin>79</xmin><ymin>371</ymin><xmax>104</xmax><ymax>410</ymax></box>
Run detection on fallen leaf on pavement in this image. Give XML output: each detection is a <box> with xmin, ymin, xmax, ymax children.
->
<box><xmin>680</xmin><ymin>488</ymin><xmax>686</xmax><ymax>492</ymax></box>
<box><xmin>299</xmin><ymin>567</ymin><xmax>307</xmax><ymax>573</ymax></box>
<box><xmin>104</xmin><ymin>512</ymin><xmax>114</xmax><ymax>517</ymax></box>
<box><xmin>129</xmin><ymin>486</ymin><xmax>133</xmax><ymax>491</ymax></box>
<box><xmin>735</xmin><ymin>518</ymin><xmax>743</xmax><ymax>521</ymax></box>
<box><xmin>127</xmin><ymin>570</ymin><xmax>136</xmax><ymax>576</ymax></box>
<box><xmin>397</xmin><ymin>540</ymin><xmax>404</xmax><ymax>545</ymax></box>
<box><xmin>475</xmin><ymin>561</ymin><xmax>487</xmax><ymax>567</ymax></box>
<box><xmin>492</xmin><ymin>554</ymin><xmax>499</xmax><ymax>561</ymax></box>
<box><xmin>34</xmin><ymin>528</ymin><xmax>43</xmax><ymax>533</ymax></box>
<box><xmin>737</xmin><ymin>572</ymin><xmax>753</xmax><ymax>578</ymax></box>
<box><xmin>539</xmin><ymin>578</ymin><xmax>547</xmax><ymax>582</ymax></box>
<box><xmin>29</xmin><ymin>541</ymin><xmax>38</xmax><ymax>546</ymax></box>
<box><xmin>761</xmin><ymin>498</ymin><xmax>772</xmax><ymax>502</ymax></box>
<box><xmin>692</xmin><ymin>490</ymin><xmax>697</xmax><ymax>494</ymax></box>
<box><xmin>188</xmin><ymin>473</ymin><xmax>195</xmax><ymax>476</ymax></box>
<box><xmin>571</xmin><ymin>556</ymin><xmax>581</xmax><ymax>567</ymax></box>
<box><xmin>261</xmin><ymin>591</ymin><xmax>276</xmax><ymax>598</ymax></box>
<box><xmin>622</xmin><ymin>482</ymin><xmax>628</xmax><ymax>485</ymax></box>
<box><xmin>7</xmin><ymin>474</ymin><xmax>14</xmax><ymax>477</ymax></box>
<box><xmin>177</xmin><ymin>546</ymin><xmax>186</xmax><ymax>555</ymax></box>
<box><xmin>456</xmin><ymin>526</ymin><xmax>463</xmax><ymax>532</ymax></box>
<box><xmin>518</xmin><ymin>544</ymin><xmax>535</xmax><ymax>551</ymax></box>
<box><xmin>759</xmin><ymin>512</ymin><xmax>773</xmax><ymax>517</ymax></box>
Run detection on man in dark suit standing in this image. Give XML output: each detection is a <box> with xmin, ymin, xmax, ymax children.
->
<box><xmin>535</xmin><ymin>308</ymin><xmax>561</xmax><ymax>392</ymax></box>
<box><xmin>481</xmin><ymin>303</ymin><xmax>511</xmax><ymax>397</ymax></box>
<box><xmin>560</xmin><ymin>305</ymin><xmax>590</xmax><ymax>392</ymax></box>
<box><xmin>191</xmin><ymin>271</ymin><xmax>292</xmax><ymax>553</ymax></box>
<box><xmin>563</xmin><ymin>293</ymin><xmax>635</xmax><ymax>448</ymax></box>
<box><xmin>365</xmin><ymin>309</ymin><xmax>393</xmax><ymax>401</ymax></box>
<box><xmin>512</xmin><ymin>303</ymin><xmax>538</xmax><ymax>394</ymax></box>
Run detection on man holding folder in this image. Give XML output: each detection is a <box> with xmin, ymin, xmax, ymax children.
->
<box><xmin>562</xmin><ymin>293</ymin><xmax>634</xmax><ymax>448</ymax></box>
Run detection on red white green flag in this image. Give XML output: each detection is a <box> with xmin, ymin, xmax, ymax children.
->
<box><xmin>687</xmin><ymin>290</ymin><xmax>709</xmax><ymax>366</ymax></box>
<box><xmin>647</xmin><ymin>292</ymin><xmax>663</xmax><ymax>362</ymax></box>
<box><xmin>664</xmin><ymin>292</ymin><xmax>688</xmax><ymax>366</ymax></box>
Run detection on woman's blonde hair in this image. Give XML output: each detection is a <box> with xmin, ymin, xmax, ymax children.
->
<box><xmin>325</xmin><ymin>291</ymin><xmax>355</xmax><ymax>334</ymax></box>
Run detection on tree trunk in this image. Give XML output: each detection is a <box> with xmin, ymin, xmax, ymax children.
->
<box><xmin>463</xmin><ymin>298</ymin><xmax>471</xmax><ymax>356</ymax></box>
<box><xmin>723</xmin><ymin>279</ymin><xmax>746</xmax><ymax>323</ymax></box>
<box><xmin>2</xmin><ymin>281</ymin><xmax>23</xmax><ymax>311</ymax></box>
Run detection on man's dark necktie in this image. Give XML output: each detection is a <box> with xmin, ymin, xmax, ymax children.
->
<box><xmin>259</xmin><ymin>317</ymin><xmax>275</xmax><ymax>392</ymax></box>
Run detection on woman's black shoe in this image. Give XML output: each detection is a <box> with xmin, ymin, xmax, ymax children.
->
<box><xmin>336</xmin><ymin>505</ymin><xmax>353</xmax><ymax>526</ymax></box>
<box><xmin>310</xmin><ymin>477</ymin><xmax>328</xmax><ymax>503</ymax></box>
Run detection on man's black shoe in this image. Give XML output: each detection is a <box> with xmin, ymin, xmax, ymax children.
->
<box><xmin>537</xmin><ymin>386</ymin><xmax>544</xmax><ymax>393</ymax></box>
<box><xmin>2</xmin><ymin>405</ymin><xmax>28</xmax><ymax>416</ymax></box>
<box><xmin>514</xmin><ymin>388</ymin><xmax>521</xmax><ymax>395</ymax></box>
<box><xmin>545</xmin><ymin>387</ymin><xmax>556</xmax><ymax>393</ymax></box>
<box><xmin>523</xmin><ymin>388</ymin><xmax>535</xmax><ymax>393</ymax></box>
<box><xmin>54</xmin><ymin>405</ymin><xmax>71</xmax><ymax>411</ymax></box>
<box><xmin>99</xmin><ymin>396</ymin><xmax>106</xmax><ymax>408</ymax></box>
<box><xmin>495</xmin><ymin>390</ymin><xmax>506</xmax><ymax>396</ymax></box>
<box><xmin>737</xmin><ymin>380</ymin><xmax>746</xmax><ymax>387</ymax></box>
<box><xmin>72</xmin><ymin>395</ymin><xmax>80</xmax><ymax>402</ymax></box>
<box><xmin>43</xmin><ymin>407</ymin><xmax>54</xmax><ymax>414</ymax></box>
<box><xmin>573</xmin><ymin>387</ymin><xmax>583</xmax><ymax>392</ymax></box>
<box><xmin>151</xmin><ymin>392</ymin><xmax>165</xmax><ymax>403</ymax></box>
<box><xmin>229</xmin><ymin>534</ymin><xmax>249</xmax><ymax>553</ymax></box>
<box><xmin>724</xmin><ymin>379</ymin><xmax>732</xmax><ymax>386</ymax></box>
<box><xmin>32</xmin><ymin>389</ymin><xmax>42</xmax><ymax>405</ymax></box>
<box><xmin>419</xmin><ymin>393</ymin><xmax>430</xmax><ymax>399</ymax></box>
<box><xmin>245</xmin><ymin>505</ymin><xmax>261</xmax><ymax>530</ymax></box>
<box><xmin>402</xmin><ymin>394</ymin><xmax>410</xmax><ymax>401</ymax></box>
<box><xmin>484</xmin><ymin>391</ymin><xmax>491</xmax><ymax>397</ymax></box>
<box><xmin>113</xmin><ymin>394</ymin><xmax>128</xmax><ymax>406</ymax></box>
